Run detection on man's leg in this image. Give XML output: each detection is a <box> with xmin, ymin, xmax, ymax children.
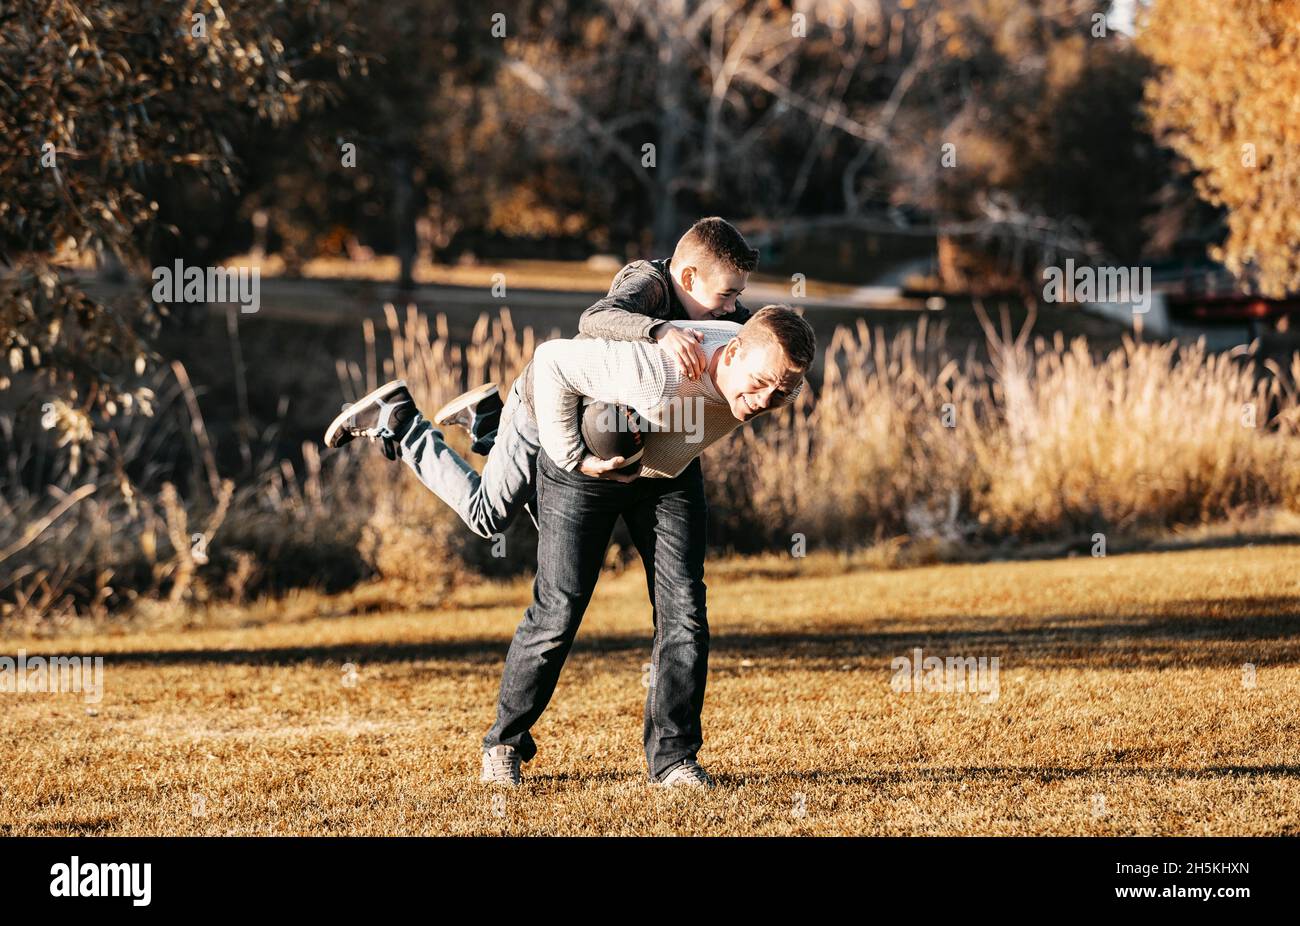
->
<box><xmin>622</xmin><ymin>460</ymin><xmax>710</xmax><ymax>781</ymax></box>
<box><xmin>398</xmin><ymin>376</ymin><xmax>540</xmax><ymax>538</ymax></box>
<box><xmin>481</xmin><ymin>454</ymin><xmax>624</xmax><ymax>763</ymax></box>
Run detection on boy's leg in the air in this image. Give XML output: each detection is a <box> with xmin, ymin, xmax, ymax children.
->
<box><xmin>432</xmin><ymin>381</ymin><xmax>503</xmax><ymax>456</ymax></box>
<box><xmin>398</xmin><ymin>376</ymin><xmax>540</xmax><ymax>539</ymax></box>
<box><xmin>323</xmin><ymin>376</ymin><xmax>539</xmax><ymax>538</ymax></box>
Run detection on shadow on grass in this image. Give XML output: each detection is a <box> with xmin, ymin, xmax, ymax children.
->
<box><xmin>721</xmin><ymin>537</ymin><xmax>1300</xmax><ymax>581</ymax></box>
<box><xmin>704</xmin><ymin>764</ymin><xmax>1300</xmax><ymax>790</ymax></box>
<box><xmin>71</xmin><ymin>594</ymin><xmax>1300</xmax><ymax>671</ymax></box>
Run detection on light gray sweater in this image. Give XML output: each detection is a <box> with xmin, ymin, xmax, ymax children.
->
<box><xmin>527</xmin><ymin>320</ymin><xmax>801</xmax><ymax>478</ymax></box>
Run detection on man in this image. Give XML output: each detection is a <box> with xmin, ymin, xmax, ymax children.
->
<box><xmin>479</xmin><ymin>306</ymin><xmax>814</xmax><ymax>790</ymax></box>
<box><xmin>325</xmin><ymin>306</ymin><xmax>816</xmax><ymax>788</ymax></box>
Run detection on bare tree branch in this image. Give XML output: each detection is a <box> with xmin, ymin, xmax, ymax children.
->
<box><xmin>503</xmin><ymin>58</ymin><xmax>654</xmax><ymax>190</ymax></box>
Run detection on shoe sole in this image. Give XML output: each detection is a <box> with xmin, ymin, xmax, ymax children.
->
<box><xmin>656</xmin><ymin>779</ymin><xmax>714</xmax><ymax>789</ymax></box>
<box><xmin>434</xmin><ymin>382</ymin><xmax>500</xmax><ymax>427</ymax></box>
<box><xmin>323</xmin><ymin>379</ymin><xmax>409</xmax><ymax>448</ymax></box>
<box><xmin>654</xmin><ymin>763</ymin><xmax>715</xmax><ymax>788</ymax></box>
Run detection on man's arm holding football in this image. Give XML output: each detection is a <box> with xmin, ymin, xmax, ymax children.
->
<box><xmin>531</xmin><ymin>339</ymin><xmax>672</xmax><ymax>479</ymax></box>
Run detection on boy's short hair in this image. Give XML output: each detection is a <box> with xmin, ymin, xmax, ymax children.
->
<box><xmin>673</xmin><ymin>217</ymin><xmax>760</xmax><ymax>276</ymax></box>
<box><xmin>737</xmin><ymin>305</ymin><xmax>816</xmax><ymax>371</ymax></box>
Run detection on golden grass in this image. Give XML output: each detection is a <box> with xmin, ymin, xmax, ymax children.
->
<box><xmin>3</xmin><ymin>543</ymin><xmax>1297</xmax><ymax>835</ymax></box>
<box><xmin>7</xmin><ymin>300</ymin><xmax>1300</xmax><ymax>625</ymax></box>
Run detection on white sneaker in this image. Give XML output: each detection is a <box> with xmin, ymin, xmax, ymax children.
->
<box><xmin>480</xmin><ymin>744</ymin><xmax>522</xmax><ymax>786</ymax></box>
<box><xmin>658</xmin><ymin>760</ymin><xmax>714</xmax><ymax>789</ymax></box>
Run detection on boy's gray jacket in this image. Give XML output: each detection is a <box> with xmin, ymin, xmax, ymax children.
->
<box><xmin>577</xmin><ymin>258</ymin><xmax>752</xmax><ymax>342</ymax></box>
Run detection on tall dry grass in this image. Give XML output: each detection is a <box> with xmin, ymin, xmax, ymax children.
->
<box><xmin>0</xmin><ymin>361</ymin><xmax>367</xmax><ymax>632</ymax></box>
<box><xmin>710</xmin><ymin>313</ymin><xmax>983</xmax><ymax>549</ymax></box>
<box><xmin>714</xmin><ymin>303</ymin><xmax>1300</xmax><ymax>549</ymax></box>
<box><xmin>4</xmin><ymin>301</ymin><xmax>1300</xmax><ymax>629</ymax></box>
<box><xmin>334</xmin><ymin>305</ymin><xmax>555</xmax><ymax>594</ymax></box>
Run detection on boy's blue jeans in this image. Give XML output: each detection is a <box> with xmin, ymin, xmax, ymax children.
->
<box><xmin>397</xmin><ymin>376</ymin><xmax>539</xmax><ymax>538</ymax></box>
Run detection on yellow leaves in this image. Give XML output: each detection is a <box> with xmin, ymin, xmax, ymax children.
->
<box><xmin>1142</xmin><ymin>0</ymin><xmax>1300</xmax><ymax>295</ymax></box>
<box><xmin>134</xmin><ymin>387</ymin><xmax>156</xmax><ymax>418</ymax></box>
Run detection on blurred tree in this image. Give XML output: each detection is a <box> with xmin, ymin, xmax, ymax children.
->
<box><xmin>876</xmin><ymin>0</ymin><xmax>1182</xmax><ymax>285</ymax></box>
<box><xmin>0</xmin><ymin>0</ymin><xmax>361</xmax><ymax>460</ymax></box>
<box><xmin>491</xmin><ymin>0</ymin><xmax>1187</xmax><ymax>278</ymax></box>
<box><xmin>230</xmin><ymin>1</ymin><xmax>556</xmax><ymax>278</ymax></box>
<box><xmin>497</xmin><ymin>0</ymin><xmax>932</xmax><ymax>252</ymax></box>
<box><xmin>197</xmin><ymin>0</ymin><xmax>1193</xmax><ymax>291</ymax></box>
<box><xmin>1140</xmin><ymin>0</ymin><xmax>1300</xmax><ymax>297</ymax></box>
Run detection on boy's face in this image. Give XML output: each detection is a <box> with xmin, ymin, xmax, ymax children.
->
<box><xmin>677</xmin><ymin>263</ymin><xmax>749</xmax><ymax>320</ymax></box>
<box><xmin>714</xmin><ymin>338</ymin><xmax>803</xmax><ymax>422</ymax></box>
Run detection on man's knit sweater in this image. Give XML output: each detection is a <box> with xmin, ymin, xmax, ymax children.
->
<box><xmin>513</xmin><ymin>259</ymin><xmax>784</xmax><ymax>478</ymax></box>
<box><xmin>529</xmin><ymin>321</ymin><xmax>745</xmax><ymax>479</ymax></box>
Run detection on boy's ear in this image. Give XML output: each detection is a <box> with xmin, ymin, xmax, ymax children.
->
<box><xmin>680</xmin><ymin>265</ymin><xmax>697</xmax><ymax>291</ymax></box>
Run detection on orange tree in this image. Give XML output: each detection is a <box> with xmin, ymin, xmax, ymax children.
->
<box><xmin>1140</xmin><ymin>0</ymin><xmax>1300</xmax><ymax>296</ymax></box>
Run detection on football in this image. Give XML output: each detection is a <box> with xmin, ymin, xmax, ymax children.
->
<box><xmin>580</xmin><ymin>400</ymin><xmax>643</xmax><ymax>476</ymax></box>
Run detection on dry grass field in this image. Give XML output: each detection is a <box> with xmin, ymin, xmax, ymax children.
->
<box><xmin>3</xmin><ymin>542</ymin><xmax>1298</xmax><ymax>836</ymax></box>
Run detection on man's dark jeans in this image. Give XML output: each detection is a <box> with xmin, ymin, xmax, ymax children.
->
<box><xmin>482</xmin><ymin>454</ymin><xmax>709</xmax><ymax>781</ymax></box>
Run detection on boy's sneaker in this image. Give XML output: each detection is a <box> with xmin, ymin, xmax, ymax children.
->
<box><xmin>480</xmin><ymin>744</ymin><xmax>522</xmax><ymax>786</ymax></box>
<box><xmin>434</xmin><ymin>383</ymin><xmax>502</xmax><ymax>455</ymax></box>
<box><xmin>657</xmin><ymin>759</ymin><xmax>714</xmax><ymax>789</ymax></box>
<box><xmin>323</xmin><ymin>379</ymin><xmax>419</xmax><ymax>460</ymax></box>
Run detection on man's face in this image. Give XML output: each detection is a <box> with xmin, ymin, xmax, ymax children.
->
<box><xmin>678</xmin><ymin>264</ymin><xmax>748</xmax><ymax>319</ymax></box>
<box><xmin>715</xmin><ymin>338</ymin><xmax>803</xmax><ymax>422</ymax></box>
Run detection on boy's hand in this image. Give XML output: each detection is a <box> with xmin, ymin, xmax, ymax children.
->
<box><xmin>652</xmin><ymin>323</ymin><xmax>707</xmax><ymax>380</ymax></box>
<box><xmin>579</xmin><ymin>454</ymin><xmax>638</xmax><ymax>482</ymax></box>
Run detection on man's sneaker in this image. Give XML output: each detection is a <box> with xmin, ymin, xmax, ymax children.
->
<box><xmin>434</xmin><ymin>383</ymin><xmax>502</xmax><ymax>455</ymax></box>
<box><xmin>323</xmin><ymin>379</ymin><xmax>419</xmax><ymax>460</ymax></box>
<box><xmin>480</xmin><ymin>744</ymin><xmax>522</xmax><ymax>786</ymax></box>
<box><xmin>657</xmin><ymin>760</ymin><xmax>714</xmax><ymax>789</ymax></box>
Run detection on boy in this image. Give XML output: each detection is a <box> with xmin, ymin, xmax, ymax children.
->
<box><xmin>325</xmin><ymin>217</ymin><xmax>763</xmax><ymax>538</ymax></box>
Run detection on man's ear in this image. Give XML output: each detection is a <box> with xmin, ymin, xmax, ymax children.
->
<box><xmin>680</xmin><ymin>265</ymin><xmax>697</xmax><ymax>291</ymax></box>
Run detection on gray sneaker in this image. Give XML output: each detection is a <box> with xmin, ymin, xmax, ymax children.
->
<box><xmin>657</xmin><ymin>760</ymin><xmax>714</xmax><ymax>789</ymax></box>
<box><xmin>323</xmin><ymin>379</ymin><xmax>419</xmax><ymax>460</ymax></box>
<box><xmin>480</xmin><ymin>744</ymin><xmax>522</xmax><ymax>786</ymax></box>
<box><xmin>434</xmin><ymin>383</ymin><xmax>502</xmax><ymax>455</ymax></box>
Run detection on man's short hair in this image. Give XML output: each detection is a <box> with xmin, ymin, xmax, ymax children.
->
<box><xmin>737</xmin><ymin>305</ymin><xmax>816</xmax><ymax>371</ymax></box>
<box><xmin>673</xmin><ymin>217</ymin><xmax>759</xmax><ymax>275</ymax></box>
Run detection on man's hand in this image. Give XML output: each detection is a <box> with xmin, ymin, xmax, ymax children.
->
<box><xmin>579</xmin><ymin>454</ymin><xmax>638</xmax><ymax>482</ymax></box>
<box><xmin>652</xmin><ymin>323</ymin><xmax>707</xmax><ymax>380</ymax></box>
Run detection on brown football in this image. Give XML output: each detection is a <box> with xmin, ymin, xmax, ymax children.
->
<box><xmin>580</xmin><ymin>400</ymin><xmax>643</xmax><ymax>476</ymax></box>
